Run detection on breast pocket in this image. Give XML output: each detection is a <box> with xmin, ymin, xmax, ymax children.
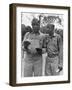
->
<box><xmin>52</xmin><ymin>38</ymin><xmax>57</xmax><ymax>45</ymax></box>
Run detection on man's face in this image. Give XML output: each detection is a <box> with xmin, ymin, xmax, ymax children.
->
<box><xmin>32</xmin><ymin>23</ymin><xmax>40</xmax><ymax>33</ymax></box>
<box><xmin>47</xmin><ymin>25</ymin><xmax>54</xmax><ymax>36</ymax></box>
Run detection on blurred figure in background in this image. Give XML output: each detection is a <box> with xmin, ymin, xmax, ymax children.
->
<box><xmin>21</xmin><ymin>25</ymin><xmax>32</xmax><ymax>41</ymax></box>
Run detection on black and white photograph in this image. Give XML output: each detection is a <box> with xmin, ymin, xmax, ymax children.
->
<box><xmin>9</xmin><ymin>3</ymin><xmax>70</xmax><ymax>86</ymax></box>
<box><xmin>21</xmin><ymin>12</ymin><xmax>63</xmax><ymax>77</ymax></box>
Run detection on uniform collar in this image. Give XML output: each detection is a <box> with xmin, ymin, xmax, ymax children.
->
<box><xmin>31</xmin><ymin>31</ymin><xmax>40</xmax><ymax>35</ymax></box>
<box><xmin>49</xmin><ymin>33</ymin><xmax>56</xmax><ymax>38</ymax></box>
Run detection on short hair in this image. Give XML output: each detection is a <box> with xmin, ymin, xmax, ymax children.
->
<box><xmin>31</xmin><ymin>18</ymin><xmax>40</xmax><ymax>25</ymax></box>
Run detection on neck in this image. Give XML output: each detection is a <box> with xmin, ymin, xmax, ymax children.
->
<box><xmin>32</xmin><ymin>31</ymin><xmax>40</xmax><ymax>34</ymax></box>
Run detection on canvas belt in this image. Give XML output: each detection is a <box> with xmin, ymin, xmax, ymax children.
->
<box><xmin>48</xmin><ymin>53</ymin><xmax>58</xmax><ymax>58</ymax></box>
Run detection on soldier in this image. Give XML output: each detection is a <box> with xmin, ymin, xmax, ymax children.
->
<box><xmin>44</xmin><ymin>24</ymin><xmax>63</xmax><ymax>76</ymax></box>
<box><xmin>22</xmin><ymin>18</ymin><xmax>44</xmax><ymax>77</ymax></box>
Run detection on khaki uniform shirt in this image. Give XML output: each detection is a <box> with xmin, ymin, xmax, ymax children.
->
<box><xmin>43</xmin><ymin>33</ymin><xmax>63</xmax><ymax>66</ymax></box>
<box><xmin>22</xmin><ymin>32</ymin><xmax>45</xmax><ymax>62</ymax></box>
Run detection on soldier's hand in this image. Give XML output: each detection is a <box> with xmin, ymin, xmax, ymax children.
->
<box><xmin>58</xmin><ymin>66</ymin><xmax>63</xmax><ymax>72</ymax></box>
<box><xmin>56</xmin><ymin>65</ymin><xmax>63</xmax><ymax>73</ymax></box>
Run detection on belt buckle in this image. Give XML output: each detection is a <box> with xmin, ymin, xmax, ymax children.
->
<box><xmin>48</xmin><ymin>54</ymin><xmax>57</xmax><ymax>58</ymax></box>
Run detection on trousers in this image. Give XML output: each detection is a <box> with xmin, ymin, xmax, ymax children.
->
<box><xmin>45</xmin><ymin>56</ymin><xmax>59</xmax><ymax>76</ymax></box>
<box><xmin>24</xmin><ymin>54</ymin><xmax>42</xmax><ymax>77</ymax></box>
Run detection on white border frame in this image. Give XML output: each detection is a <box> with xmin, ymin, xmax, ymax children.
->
<box><xmin>16</xmin><ymin>7</ymin><xmax>68</xmax><ymax>83</ymax></box>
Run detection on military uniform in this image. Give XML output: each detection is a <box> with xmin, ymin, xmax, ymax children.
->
<box><xmin>44</xmin><ymin>33</ymin><xmax>63</xmax><ymax>76</ymax></box>
<box><xmin>22</xmin><ymin>32</ymin><xmax>44</xmax><ymax>77</ymax></box>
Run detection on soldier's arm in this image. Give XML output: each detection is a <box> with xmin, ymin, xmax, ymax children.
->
<box><xmin>22</xmin><ymin>32</ymin><xmax>30</xmax><ymax>51</ymax></box>
<box><xmin>58</xmin><ymin>36</ymin><xmax>63</xmax><ymax>68</ymax></box>
<box><xmin>42</xmin><ymin>35</ymin><xmax>48</xmax><ymax>54</ymax></box>
<box><xmin>22</xmin><ymin>32</ymin><xmax>38</xmax><ymax>54</ymax></box>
